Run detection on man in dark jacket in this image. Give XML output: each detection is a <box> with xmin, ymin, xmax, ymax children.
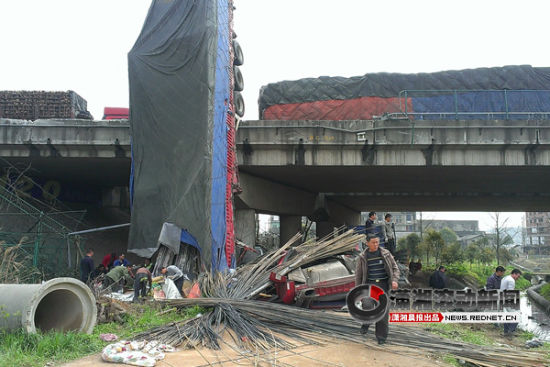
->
<box><xmin>133</xmin><ymin>266</ymin><xmax>152</xmax><ymax>302</ymax></box>
<box><xmin>79</xmin><ymin>249</ymin><xmax>94</xmax><ymax>283</ymax></box>
<box><xmin>365</xmin><ymin>212</ymin><xmax>377</xmax><ymax>235</ymax></box>
<box><xmin>486</xmin><ymin>266</ymin><xmax>505</xmax><ymax>290</ymax></box>
<box><xmin>384</xmin><ymin>213</ymin><xmax>396</xmax><ymax>256</ymax></box>
<box><xmin>355</xmin><ymin>234</ymin><xmax>400</xmax><ymax>345</ymax></box>
<box><xmin>429</xmin><ymin>266</ymin><xmax>447</xmax><ymax>289</ymax></box>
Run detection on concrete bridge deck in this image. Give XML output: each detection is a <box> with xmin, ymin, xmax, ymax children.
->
<box><xmin>0</xmin><ymin>118</ymin><xmax>549</xmax><ymax>215</ymax></box>
<box><xmin>236</xmin><ymin>119</ymin><xmax>550</xmax><ymax>213</ymax></box>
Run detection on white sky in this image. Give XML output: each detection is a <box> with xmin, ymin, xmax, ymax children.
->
<box><xmin>1</xmin><ymin>0</ymin><xmax>547</xmax><ymax>229</ymax></box>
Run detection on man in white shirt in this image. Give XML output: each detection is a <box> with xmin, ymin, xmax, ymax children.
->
<box><xmin>161</xmin><ymin>265</ymin><xmax>190</xmax><ymax>296</ymax></box>
<box><xmin>499</xmin><ymin>268</ymin><xmax>522</xmax><ymax>335</ymax></box>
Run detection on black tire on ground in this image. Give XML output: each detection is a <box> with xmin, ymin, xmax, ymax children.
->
<box><xmin>233</xmin><ymin>40</ymin><xmax>244</xmax><ymax>66</ymax></box>
<box><xmin>234</xmin><ymin>91</ymin><xmax>245</xmax><ymax>117</ymax></box>
<box><xmin>234</xmin><ymin>66</ymin><xmax>244</xmax><ymax>91</ymax></box>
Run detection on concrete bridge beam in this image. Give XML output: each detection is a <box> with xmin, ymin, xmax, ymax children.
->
<box><xmin>236</xmin><ymin>172</ymin><xmax>315</xmax><ymax>216</ymax></box>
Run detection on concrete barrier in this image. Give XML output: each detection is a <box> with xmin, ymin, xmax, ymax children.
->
<box><xmin>0</xmin><ymin>277</ymin><xmax>97</xmax><ymax>334</ymax></box>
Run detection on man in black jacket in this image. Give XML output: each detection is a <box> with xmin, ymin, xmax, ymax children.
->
<box><xmin>365</xmin><ymin>212</ymin><xmax>377</xmax><ymax>235</ymax></box>
<box><xmin>429</xmin><ymin>266</ymin><xmax>447</xmax><ymax>289</ymax></box>
<box><xmin>79</xmin><ymin>248</ymin><xmax>94</xmax><ymax>283</ymax></box>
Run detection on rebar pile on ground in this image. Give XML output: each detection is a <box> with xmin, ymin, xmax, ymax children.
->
<box><xmin>142</xmin><ymin>298</ymin><xmax>547</xmax><ymax>367</ymax></box>
<box><xmin>136</xmin><ymin>230</ymin><xmax>548</xmax><ymax>367</ymax></box>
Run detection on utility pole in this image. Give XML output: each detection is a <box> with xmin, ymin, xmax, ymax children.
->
<box><xmin>419</xmin><ymin>212</ymin><xmax>423</xmax><ymax>240</ymax></box>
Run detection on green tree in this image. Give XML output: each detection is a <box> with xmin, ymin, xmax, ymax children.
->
<box><xmin>441</xmin><ymin>242</ymin><xmax>464</xmax><ymax>265</ymax></box>
<box><xmin>475</xmin><ymin>236</ymin><xmax>490</xmax><ymax>248</ymax></box>
<box><xmin>418</xmin><ymin>241</ymin><xmax>430</xmax><ymax>265</ymax></box>
<box><xmin>465</xmin><ymin>243</ymin><xmax>480</xmax><ymax>268</ymax></box>
<box><xmin>479</xmin><ymin>247</ymin><xmax>495</xmax><ymax>265</ymax></box>
<box><xmin>405</xmin><ymin>233</ymin><xmax>421</xmax><ymax>259</ymax></box>
<box><xmin>490</xmin><ymin>213</ymin><xmax>516</xmax><ymax>265</ymax></box>
<box><xmin>397</xmin><ymin>237</ymin><xmax>407</xmax><ymax>251</ymax></box>
<box><xmin>499</xmin><ymin>247</ymin><xmax>516</xmax><ymax>265</ymax></box>
<box><xmin>440</xmin><ymin>227</ymin><xmax>458</xmax><ymax>245</ymax></box>
<box><xmin>424</xmin><ymin>230</ymin><xmax>446</xmax><ymax>265</ymax></box>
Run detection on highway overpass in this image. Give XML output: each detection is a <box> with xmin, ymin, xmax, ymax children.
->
<box><xmin>1</xmin><ymin>117</ymin><xmax>549</xmax><ymax>243</ymax></box>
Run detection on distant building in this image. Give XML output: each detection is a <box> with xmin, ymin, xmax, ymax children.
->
<box><xmin>524</xmin><ymin>212</ymin><xmax>550</xmax><ymax>253</ymax></box>
<box><xmin>421</xmin><ymin>219</ymin><xmax>481</xmax><ymax>237</ymax></box>
<box><xmin>457</xmin><ymin>233</ymin><xmax>485</xmax><ymax>247</ymax></box>
<box><xmin>266</xmin><ymin>215</ymin><xmax>280</xmax><ymax>234</ymax></box>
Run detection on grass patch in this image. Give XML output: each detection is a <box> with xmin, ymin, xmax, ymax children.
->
<box><xmin>425</xmin><ymin>323</ymin><xmax>493</xmax><ymax>346</ymax></box>
<box><xmin>428</xmin><ymin>262</ymin><xmax>533</xmax><ymax>290</ymax></box>
<box><xmin>539</xmin><ymin>283</ymin><xmax>550</xmax><ymax>301</ymax></box>
<box><xmin>442</xmin><ymin>355</ymin><xmax>462</xmax><ymax>367</ymax></box>
<box><xmin>0</xmin><ymin>304</ymin><xmax>203</xmax><ymax>367</ymax></box>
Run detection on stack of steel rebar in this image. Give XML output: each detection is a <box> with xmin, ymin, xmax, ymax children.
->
<box><xmin>0</xmin><ymin>90</ymin><xmax>91</xmax><ymax>120</ymax></box>
<box><xmin>135</xmin><ymin>230</ymin><xmax>549</xmax><ymax>367</ymax></box>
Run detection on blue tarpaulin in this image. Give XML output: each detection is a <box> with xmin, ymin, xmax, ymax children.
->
<box><xmin>411</xmin><ymin>90</ymin><xmax>550</xmax><ymax>120</ymax></box>
<box><xmin>181</xmin><ymin>229</ymin><xmax>201</xmax><ymax>253</ymax></box>
<box><xmin>210</xmin><ymin>0</ymin><xmax>231</xmax><ymax>271</ymax></box>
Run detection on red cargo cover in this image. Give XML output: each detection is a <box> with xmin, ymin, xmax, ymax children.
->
<box><xmin>262</xmin><ymin>97</ymin><xmax>412</xmax><ymax>120</ymax></box>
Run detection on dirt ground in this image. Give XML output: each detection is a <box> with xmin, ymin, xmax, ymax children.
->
<box><xmin>59</xmin><ymin>336</ymin><xmax>452</xmax><ymax>367</ymax></box>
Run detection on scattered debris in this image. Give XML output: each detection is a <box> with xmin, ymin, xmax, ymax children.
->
<box><xmin>101</xmin><ymin>340</ymin><xmax>175</xmax><ymax>367</ymax></box>
<box><xmin>96</xmin><ymin>298</ymin><xmax>129</xmax><ymax>324</ymax></box>
<box><xmin>100</xmin><ymin>333</ymin><xmax>119</xmax><ymax>342</ymax></box>
<box><xmin>525</xmin><ymin>337</ymin><xmax>544</xmax><ymax>348</ymax></box>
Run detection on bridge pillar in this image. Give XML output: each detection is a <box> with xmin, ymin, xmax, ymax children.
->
<box><xmin>316</xmin><ymin>221</ymin><xmax>336</xmax><ymax>238</ymax></box>
<box><xmin>280</xmin><ymin>215</ymin><xmax>302</xmax><ymax>247</ymax></box>
<box><xmin>234</xmin><ymin>209</ymin><xmax>256</xmax><ymax>247</ymax></box>
<box><xmin>315</xmin><ymin>200</ymin><xmax>361</xmax><ymax>238</ymax></box>
<box><xmin>101</xmin><ymin>186</ymin><xmax>130</xmax><ymax>208</ymax></box>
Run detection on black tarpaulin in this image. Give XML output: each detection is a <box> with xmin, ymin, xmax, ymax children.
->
<box><xmin>259</xmin><ymin>65</ymin><xmax>550</xmax><ymax>117</ymax></box>
<box><xmin>127</xmin><ymin>0</ymin><xmax>218</xmax><ymax>266</ymax></box>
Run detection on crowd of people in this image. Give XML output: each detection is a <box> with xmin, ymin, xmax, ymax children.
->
<box><xmin>364</xmin><ymin>212</ymin><xmax>396</xmax><ymax>256</ymax></box>
<box><xmin>80</xmin><ymin>214</ymin><xmax>525</xmax><ymax>345</ymax></box>
<box><xmin>359</xmin><ymin>211</ymin><xmax>525</xmax><ymax>342</ymax></box>
<box><xmin>79</xmin><ymin>249</ymin><xmax>189</xmax><ymax>303</ymax></box>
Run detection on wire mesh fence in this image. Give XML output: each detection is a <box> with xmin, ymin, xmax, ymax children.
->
<box><xmin>0</xmin><ymin>182</ymin><xmax>86</xmax><ymax>281</ymax></box>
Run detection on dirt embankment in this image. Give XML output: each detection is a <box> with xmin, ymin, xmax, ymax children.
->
<box><xmin>408</xmin><ymin>270</ymin><xmax>476</xmax><ymax>290</ymax></box>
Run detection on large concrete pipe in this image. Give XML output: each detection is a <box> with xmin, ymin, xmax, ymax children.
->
<box><xmin>527</xmin><ymin>282</ymin><xmax>550</xmax><ymax>316</ymax></box>
<box><xmin>0</xmin><ymin>277</ymin><xmax>97</xmax><ymax>334</ymax></box>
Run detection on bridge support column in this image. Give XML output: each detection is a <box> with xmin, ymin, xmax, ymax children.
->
<box><xmin>234</xmin><ymin>209</ymin><xmax>256</xmax><ymax>247</ymax></box>
<box><xmin>280</xmin><ymin>215</ymin><xmax>302</xmax><ymax>247</ymax></box>
<box><xmin>316</xmin><ymin>221</ymin><xmax>336</xmax><ymax>238</ymax></box>
<box><xmin>315</xmin><ymin>201</ymin><xmax>362</xmax><ymax>238</ymax></box>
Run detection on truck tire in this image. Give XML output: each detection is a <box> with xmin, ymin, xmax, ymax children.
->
<box><xmin>233</xmin><ymin>40</ymin><xmax>244</xmax><ymax>66</ymax></box>
<box><xmin>234</xmin><ymin>66</ymin><xmax>244</xmax><ymax>92</ymax></box>
<box><xmin>234</xmin><ymin>91</ymin><xmax>245</xmax><ymax>117</ymax></box>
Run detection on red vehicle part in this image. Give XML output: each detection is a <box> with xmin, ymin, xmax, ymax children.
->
<box><xmin>103</xmin><ymin>107</ymin><xmax>129</xmax><ymax>120</ymax></box>
<box><xmin>269</xmin><ymin>272</ymin><xmax>296</xmax><ymax>304</ymax></box>
<box><xmin>295</xmin><ymin>276</ymin><xmax>355</xmax><ymax>298</ymax></box>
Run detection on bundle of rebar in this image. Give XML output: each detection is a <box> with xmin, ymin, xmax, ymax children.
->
<box><xmin>221</xmin><ymin>229</ymin><xmax>363</xmax><ymax>299</ymax></box>
<box><xmin>0</xmin><ymin>90</ymin><xmax>90</xmax><ymax>120</ymax></box>
<box><xmin>135</xmin><ymin>230</ymin><xmax>548</xmax><ymax>367</ymax></box>
<box><xmin>143</xmin><ymin>297</ymin><xmax>547</xmax><ymax>367</ymax></box>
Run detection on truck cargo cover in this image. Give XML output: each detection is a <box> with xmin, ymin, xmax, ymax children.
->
<box><xmin>128</xmin><ymin>0</ymin><xmax>231</xmax><ymax>270</ymax></box>
<box><xmin>259</xmin><ymin>65</ymin><xmax>550</xmax><ymax>117</ymax></box>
